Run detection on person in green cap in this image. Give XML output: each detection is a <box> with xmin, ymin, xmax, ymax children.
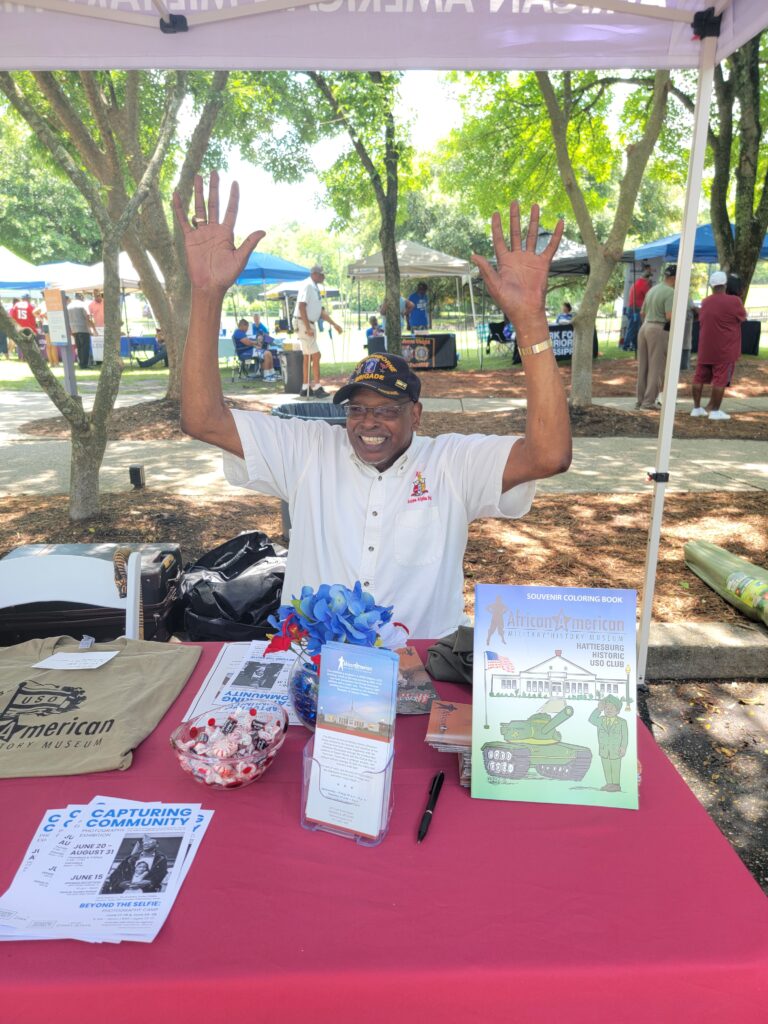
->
<box><xmin>589</xmin><ymin>695</ymin><xmax>628</xmax><ymax>792</ymax></box>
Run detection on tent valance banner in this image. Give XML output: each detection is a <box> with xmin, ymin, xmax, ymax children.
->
<box><xmin>348</xmin><ymin>240</ymin><xmax>473</xmax><ymax>281</ymax></box>
<box><xmin>1</xmin><ymin>0</ymin><xmax>766</xmax><ymax>71</ymax></box>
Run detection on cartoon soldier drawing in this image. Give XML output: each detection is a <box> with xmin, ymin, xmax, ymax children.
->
<box><xmin>588</xmin><ymin>695</ymin><xmax>628</xmax><ymax>792</ymax></box>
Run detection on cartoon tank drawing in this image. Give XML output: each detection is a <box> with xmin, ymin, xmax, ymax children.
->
<box><xmin>481</xmin><ymin>705</ymin><xmax>592</xmax><ymax>782</ymax></box>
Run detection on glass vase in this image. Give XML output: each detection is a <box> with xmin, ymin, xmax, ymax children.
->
<box><xmin>288</xmin><ymin>651</ymin><xmax>320</xmax><ymax>731</ymax></box>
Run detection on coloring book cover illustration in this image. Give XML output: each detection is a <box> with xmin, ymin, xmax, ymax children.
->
<box><xmin>471</xmin><ymin>585</ymin><xmax>638</xmax><ymax>810</ymax></box>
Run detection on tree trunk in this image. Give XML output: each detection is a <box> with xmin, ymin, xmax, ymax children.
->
<box><xmin>380</xmin><ymin>205</ymin><xmax>402</xmax><ymax>354</ymax></box>
<box><xmin>68</xmin><ymin>425</ymin><xmax>109</xmax><ymax>520</ymax></box>
<box><xmin>537</xmin><ymin>70</ymin><xmax>669</xmax><ymax>408</ymax></box>
<box><xmin>570</xmin><ymin>254</ymin><xmax>615</xmax><ymax>407</ymax></box>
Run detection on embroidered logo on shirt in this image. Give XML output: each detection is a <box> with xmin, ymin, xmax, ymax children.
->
<box><xmin>408</xmin><ymin>471</ymin><xmax>431</xmax><ymax>504</ymax></box>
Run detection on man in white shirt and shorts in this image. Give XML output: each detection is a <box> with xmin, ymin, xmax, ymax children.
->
<box><xmin>293</xmin><ymin>264</ymin><xmax>342</xmax><ymax>399</ymax></box>
<box><xmin>174</xmin><ymin>172</ymin><xmax>572</xmax><ymax>638</ymax></box>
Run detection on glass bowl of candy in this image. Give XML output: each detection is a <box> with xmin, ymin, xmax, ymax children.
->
<box><xmin>170</xmin><ymin>706</ymin><xmax>289</xmax><ymax>790</ymax></box>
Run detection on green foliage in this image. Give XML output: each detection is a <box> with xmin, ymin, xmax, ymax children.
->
<box><xmin>441</xmin><ymin>70</ymin><xmax>681</xmax><ymax>247</ymax></box>
<box><xmin>440</xmin><ymin>71</ymin><xmax>618</xmax><ymax>229</ymax></box>
<box><xmin>0</xmin><ymin>121</ymin><xmax>100</xmax><ymax>263</ymax></box>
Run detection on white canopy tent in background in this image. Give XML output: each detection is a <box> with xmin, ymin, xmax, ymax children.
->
<box><xmin>348</xmin><ymin>239</ymin><xmax>478</xmax><ymax>335</ymax></box>
<box><xmin>46</xmin><ymin>252</ymin><xmax>165</xmax><ymax>292</ymax></box>
<box><xmin>0</xmin><ymin>247</ymin><xmax>45</xmax><ymax>291</ymax></box>
<box><xmin>1</xmin><ymin>0</ymin><xmax>766</xmax><ymax>685</ymax></box>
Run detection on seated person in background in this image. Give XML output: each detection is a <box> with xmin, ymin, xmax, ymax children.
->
<box><xmin>251</xmin><ymin>312</ymin><xmax>269</xmax><ymax>339</ymax></box>
<box><xmin>138</xmin><ymin>326</ymin><xmax>169</xmax><ymax>368</ymax></box>
<box><xmin>251</xmin><ymin>312</ymin><xmax>282</xmax><ymax>376</ymax></box>
<box><xmin>555</xmin><ymin>302</ymin><xmax>573</xmax><ymax>323</ymax></box>
<box><xmin>233</xmin><ymin>318</ymin><xmax>277</xmax><ymax>379</ymax></box>
<box><xmin>366</xmin><ymin>315</ymin><xmax>385</xmax><ymax>344</ymax></box>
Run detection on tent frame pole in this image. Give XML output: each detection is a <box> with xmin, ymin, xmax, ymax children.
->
<box><xmin>636</xmin><ymin>34</ymin><xmax>717</xmax><ymax>688</ymax></box>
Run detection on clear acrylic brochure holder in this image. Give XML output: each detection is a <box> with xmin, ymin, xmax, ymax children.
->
<box><xmin>301</xmin><ymin>736</ymin><xmax>394</xmax><ymax>847</ymax></box>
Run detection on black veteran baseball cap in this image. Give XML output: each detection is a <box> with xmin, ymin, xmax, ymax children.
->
<box><xmin>333</xmin><ymin>353</ymin><xmax>422</xmax><ymax>405</ymax></box>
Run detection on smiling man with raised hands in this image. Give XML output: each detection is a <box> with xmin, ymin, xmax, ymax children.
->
<box><xmin>174</xmin><ymin>172</ymin><xmax>571</xmax><ymax>639</ymax></box>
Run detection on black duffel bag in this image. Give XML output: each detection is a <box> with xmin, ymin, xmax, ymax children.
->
<box><xmin>176</xmin><ymin>531</ymin><xmax>287</xmax><ymax>642</ymax></box>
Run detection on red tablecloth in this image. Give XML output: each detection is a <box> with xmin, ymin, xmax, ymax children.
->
<box><xmin>1</xmin><ymin>641</ymin><xmax>766</xmax><ymax>1023</ymax></box>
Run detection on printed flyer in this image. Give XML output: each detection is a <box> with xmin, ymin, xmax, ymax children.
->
<box><xmin>183</xmin><ymin>640</ymin><xmax>298</xmax><ymax>725</ymax></box>
<box><xmin>471</xmin><ymin>585</ymin><xmax>638</xmax><ymax>810</ymax></box>
<box><xmin>0</xmin><ymin>796</ymin><xmax>209</xmax><ymax>942</ymax></box>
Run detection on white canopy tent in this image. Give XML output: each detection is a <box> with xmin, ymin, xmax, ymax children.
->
<box><xmin>47</xmin><ymin>252</ymin><xmax>165</xmax><ymax>293</ymax></box>
<box><xmin>0</xmin><ymin>247</ymin><xmax>46</xmax><ymax>291</ymax></box>
<box><xmin>348</xmin><ymin>240</ymin><xmax>474</xmax><ymax>281</ymax></box>
<box><xmin>1</xmin><ymin>0</ymin><xmax>766</xmax><ymax>686</ymax></box>
<box><xmin>0</xmin><ymin>0</ymin><xmax>764</xmax><ymax>73</ymax></box>
<box><xmin>348</xmin><ymin>239</ymin><xmax>478</xmax><ymax>335</ymax></box>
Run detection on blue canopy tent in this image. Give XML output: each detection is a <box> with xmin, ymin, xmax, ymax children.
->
<box><xmin>231</xmin><ymin>252</ymin><xmax>311</xmax><ymax>335</ymax></box>
<box><xmin>632</xmin><ymin>223</ymin><xmax>768</xmax><ymax>263</ymax></box>
<box><xmin>235</xmin><ymin>253</ymin><xmax>309</xmax><ymax>286</ymax></box>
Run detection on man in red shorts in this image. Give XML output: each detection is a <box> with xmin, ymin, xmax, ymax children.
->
<box><xmin>691</xmin><ymin>270</ymin><xmax>747</xmax><ymax>421</ymax></box>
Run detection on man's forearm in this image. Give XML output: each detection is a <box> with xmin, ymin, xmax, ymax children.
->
<box><xmin>181</xmin><ymin>290</ymin><xmax>238</xmax><ymax>452</ymax></box>
<box><xmin>506</xmin><ymin>313</ymin><xmax>571</xmax><ymax>485</ymax></box>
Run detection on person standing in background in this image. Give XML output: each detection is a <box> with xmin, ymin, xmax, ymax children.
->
<box><xmin>9</xmin><ymin>294</ymin><xmax>37</xmax><ymax>335</ymax></box>
<box><xmin>407</xmin><ymin>282</ymin><xmax>430</xmax><ymax>330</ymax></box>
<box><xmin>65</xmin><ymin>292</ymin><xmax>96</xmax><ymax>369</ymax></box>
<box><xmin>636</xmin><ymin>265</ymin><xmax>676</xmax><ymax>410</ymax></box>
<box><xmin>379</xmin><ymin>295</ymin><xmax>414</xmax><ymax>336</ymax></box>
<box><xmin>690</xmin><ymin>270</ymin><xmax>747</xmax><ymax>421</ymax></box>
<box><xmin>9</xmin><ymin>295</ymin><xmax>39</xmax><ymax>361</ymax></box>
<box><xmin>555</xmin><ymin>301</ymin><xmax>573</xmax><ymax>324</ymax></box>
<box><xmin>293</xmin><ymin>264</ymin><xmax>341</xmax><ymax>399</ymax></box>
<box><xmin>622</xmin><ymin>264</ymin><xmax>653</xmax><ymax>352</ymax></box>
<box><xmin>89</xmin><ymin>291</ymin><xmax>105</xmax><ymax>330</ymax></box>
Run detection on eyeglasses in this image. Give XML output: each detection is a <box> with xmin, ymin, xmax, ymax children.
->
<box><xmin>344</xmin><ymin>402</ymin><xmax>411</xmax><ymax>423</ymax></box>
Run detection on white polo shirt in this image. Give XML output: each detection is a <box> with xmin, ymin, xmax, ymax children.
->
<box><xmin>294</xmin><ymin>277</ymin><xmax>322</xmax><ymax>323</ymax></box>
<box><xmin>224</xmin><ymin>411</ymin><xmax>535</xmax><ymax>640</ymax></box>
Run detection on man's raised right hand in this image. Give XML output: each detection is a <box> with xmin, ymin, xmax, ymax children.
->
<box><xmin>173</xmin><ymin>171</ymin><xmax>265</xmax><ymax>296</ymax></box>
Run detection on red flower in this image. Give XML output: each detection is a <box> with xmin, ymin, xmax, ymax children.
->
<box><xmin>263</xmin><ymin>611</ymin><xmax>309</xmax><ymax>656</ymax></box>
<box><xmin>263</xmin><ymin>632</ymin><xmax>295</xmax><ymax>655</ymax></box>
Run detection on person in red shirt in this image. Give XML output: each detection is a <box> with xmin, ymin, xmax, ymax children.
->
<box><xmin>622</xmin><ymin>264</ymin><xmax>653</xmax><ymax>352</ymax></box>
<box><xmin>8</xmin><ymin>295</ymin><xmax>38</xmax><ymax>360</ymax></box>
<box><xmin>9</xmin><ymin>294</ymin><xmax>37</xmax><ymax>332</ymax></box>
<box><xmin>88</xmin><ymin>291</ymin><xmax>105</xmax><ymax>329</ymax></box>
<box><xmin>691</xmin><ymin>270</ymin><xmax>747</xmax><ymax>421</ymax></box>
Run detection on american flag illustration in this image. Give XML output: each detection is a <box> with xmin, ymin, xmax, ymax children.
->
<box><xmin>485</xmin><ymin>651</ymin><xmax>516</xmax><ymax>673</ymax></box>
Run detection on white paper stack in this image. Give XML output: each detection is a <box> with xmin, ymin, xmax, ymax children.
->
<box><xmin>0</xmin><ymin>795</ymin><xmax>212</xmax><ymax>943</ymax></box>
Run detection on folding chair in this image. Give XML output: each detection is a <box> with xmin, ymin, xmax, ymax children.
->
<box><xmin>0</xmin><ymin>551</ymin><xmax>142</xmax><ymax>640</ymax></box>
<box><xmin>231</xmin><ymin>339</ymin><xmax>261</xmax><ymax>383</ymax></box>
<box><xmin>487</xmin><ymin>320</ymin><xmax>516</xmax><ymax>357</ymax></box>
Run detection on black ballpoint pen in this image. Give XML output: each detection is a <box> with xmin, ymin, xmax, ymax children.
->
<box><xmin>417</xmin><ymin>771</ymin><xmax>444</xmax><ymax>843</ymax></box>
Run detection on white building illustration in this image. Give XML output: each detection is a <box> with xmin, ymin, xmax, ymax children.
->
<box><xmin>489</xmin><ymin>649</ymin><xmax>627</xmax><ymax>700</ymax></box>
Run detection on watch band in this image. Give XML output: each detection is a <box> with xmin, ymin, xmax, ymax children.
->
<box><xmin>517</xmin><ymin>338</ymin><xmax>553</xmax><ymax>357</ymax></box>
